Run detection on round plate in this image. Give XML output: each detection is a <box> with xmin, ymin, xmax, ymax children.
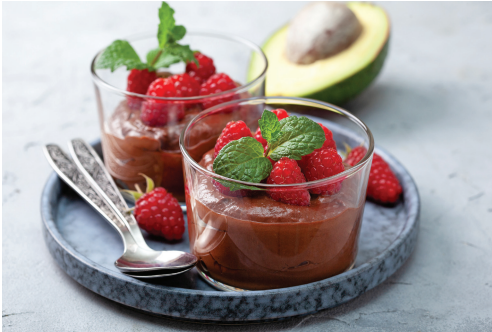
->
<box><xmin>40</xmin><ymin>142</ymin><xmax>419</xmax><ymax>322</ymax></box>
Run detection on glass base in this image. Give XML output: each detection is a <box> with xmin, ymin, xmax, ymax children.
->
<box><xmin>197</xmin><ymin>262</ymin><xmax>356</xmax><ymax>292</ymax></box>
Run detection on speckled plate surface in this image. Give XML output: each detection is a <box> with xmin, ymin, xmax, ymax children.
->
<box><xmin>40</xmin><ymin>141</ymin><xmax>419</xmax><ymax>323</ymax></box>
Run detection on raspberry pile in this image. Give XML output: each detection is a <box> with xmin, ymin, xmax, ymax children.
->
<box><xmin>125</xmin><ymin>52</ymin><xmax>239</xmax><ymax>127</ymax></box>
<box><xmin>212</xmin><ymin>110</ymin><xmax>346</xmax><ymax>206</ymax></box>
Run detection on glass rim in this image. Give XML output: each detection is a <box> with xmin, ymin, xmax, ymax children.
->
<box><xmin>179</xmin><ymin>96</ymin><xmax>375</xmax><ymax>189</ymax></box>
<box><xmin>90</xmin><ymin>31</ymin><xmax>268</xmax><ymax>101</ymax></box>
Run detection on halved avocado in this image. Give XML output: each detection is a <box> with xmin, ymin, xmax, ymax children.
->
<box><xmin>248</xmin><ymin>2</ymin><xmax>390</xmax><ymax>105</ymax></box>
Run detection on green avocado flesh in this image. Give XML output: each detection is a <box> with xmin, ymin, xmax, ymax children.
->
<box><xmin>248</xmin><ymin>2</ymin><xmax>390</xmax><ymax>105</ymax></box>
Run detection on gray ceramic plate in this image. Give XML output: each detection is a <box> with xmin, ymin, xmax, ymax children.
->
<box><xmin>40</xmin><ymin>142</ymin><xmax>419</xmax><ymax>323</ymax></box>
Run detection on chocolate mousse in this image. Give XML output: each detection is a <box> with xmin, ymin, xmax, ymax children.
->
<box><xmin>102</xmin><ymin>100</ymin><xmax>210</xmax><ymax>201</ymax></box>
<box><xmin>186</xmin><ymin>149</ymin><xmax>365</xmax><ymax>290</ymax></box>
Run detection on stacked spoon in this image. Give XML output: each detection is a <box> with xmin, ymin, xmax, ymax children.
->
<box><xmin>43</xmin><ymin>139</ymin><xmax>197</xmax><ymax>279</ymax></box>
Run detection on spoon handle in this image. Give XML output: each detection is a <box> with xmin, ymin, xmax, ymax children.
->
<box><xmin>43</xmin><ymin>144</ymin><xmax>144</xmax><ymax>249</ymax></box>
<box><xmin>67</xmin><ymin>139</ymin><xmax>150</xmax><ymax>250</ymax></box>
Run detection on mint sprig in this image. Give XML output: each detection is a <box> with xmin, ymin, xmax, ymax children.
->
<box><xmin>266</xmin><ymin>116</ymin><xmax>326</xmax><ymax>161</ymax></box>
<box><xmin>258</xmin><ymin>110</ymin><xmax>281</xmax><ymax>143</ymax></box>
<box><xmin>213</xmin><ymin>137</ymin><xmax>272</xmax><ymax>185</ymax></box>
<box><xmin>212</xmin><ymin>111</ymin><xmax>326</xmax><ymax>192</ymax></box>
<box><xmin>95</xmin><ymin>40</ymin><xmax>148</xmax><ymax>72</ymax></box>
<box><xmin>95</xmin><ymin>1</ymin><xmax>198</xmax><ymax>72</ymax></box>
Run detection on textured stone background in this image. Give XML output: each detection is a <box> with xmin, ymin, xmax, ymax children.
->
<box><xmin>3</xmin><ymin>1</ymin><xmax>492</xmax><ymax>331</ymax></box>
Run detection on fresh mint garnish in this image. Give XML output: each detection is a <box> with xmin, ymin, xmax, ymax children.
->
<box><xmin>259</xmin><ymin>110</ymin><xmax>282</xmax><ymax>143</ymax></box>
<box><xmin>266</xmin><ymin>116</ymin><xmax>325</xmax><ymax>161</ymax></box>
<box><xmin>213</xmin><ymin>137</ymin><xmax>273</xmax><ymax>185</ymax></box>
<box><xmin>95</xmin><ymin>40</ymin><xmax>148</xmax><ymax>72</ymax></box>
<box><xmin>212</xmin><ymin>111</ymin><xmax>326</xmax><ymax>191</ymax></box>
<box><xmin>95</xmin><ymin>1</ymin><xmax>198</xmax><ymax>72</ymax></box>
<box><xmin>146</xmin><ymin>48</ymin><xmax>181</xmax><ymax>68</ymax></box>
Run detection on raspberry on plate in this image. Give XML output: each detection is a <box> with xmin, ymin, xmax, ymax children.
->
<box><xmin>169</xmin><ymin>73</ymin><xmax>200</xmax><ymax>97</ymax></box>
<box><xmin>302</xmin><ymin>148</ymin><xmax>345</xmax><ymax>195</ymax></box>
<box><xmin>185</xmin><ymin>52</ymin><xmax>216</xmax><ymax>84</ymax></box>
<box><xmin>126</xmin><ymin>69</ymin><xmax>157</xmax><ymax>109</ymax></box>
<box><xmin>200</xmin><ymin>73</ymin><xmax>238</xmax><ymax>109</ymax></box>
<box><xmin>345</xmin><ymin>146</ymin><xmax>402</xmax><ymax>203</ymax></box>
<box><xmin>134</xmin><ymin>187</ymin><xmax>185</xmax><ymax>241</ymax></box>
<box><xmin>141</xmin><ymin>77</ymin><xmax>184</xmax><ymax>127</ymax></box>
<box><xmin>254</xmin><ymin>109</ymin><xmax>289</xmax><ymax>147</ymax></box>
<box><xmin>297</xmin><ymin>123</ymin><xmax>337</xmax><ymax>170</ymax></box>
<box><xmin>267</xmin><ymin>157</ymin><xmax>310</xmax><ymax>206</ymax></box>
<box><xmin>214</xmin><ymin>120</ymin><xmax>253</xmax><ymax>158</ymax></box>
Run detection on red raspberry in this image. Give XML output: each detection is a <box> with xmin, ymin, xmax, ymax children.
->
<box><xmin>134</xmin><ymin>187</ymin><xmax>185</xmax><ymax>241</ymax></box>
<box><xmin>169</xmin><ymin>73</ymin><xmax>200</xmax><ymax>97</ymax></box>
<box><xmin>200</xmin><ymin>73</ymin><xmax>238</xmax><ymax>109</ymax></box>
<box><xmin>214</xmin><ymin>120</ymin><xmax>253</xmax><ymax>158</ymax></box>
<box><xmin>141</xmin><ymin>78</ymin><xmax>184</xmax><ymax>127</ymax></box>
<box><xmin>126</xmin><ymin>69</ymin><xmax>157</xmax><ymax>109</ymax></box>
<box><xmin>254</xmin><ymin>109</ymin><xmax>289</xmax><ymax>147</ymax></box>
<box><xmin>185</xmin><ymin>52</ymin><xmax>216</xmax><ymax>84</ymax></box>
<box><xmin>345</xmin><ymin>146</ymin><xmax>367</xmax><ymax>166</ymax></box>
<box><xmin>297</xmin><ymin>123</ymin><xmax>337</xmax><ymax>170</ymax></box>
<box><xmin>267</xmin><ymin>157</ymin><xmax>310</xmax><ymax>206</ymax></box>
<box><xmin>303</xmin><ymin>148</ymin><xmax>345</xmax><ymax>195</ymax></box>
<box><xmin>345</xmin><ymin>147</ymin><xmax>402</xmax><ymax>203</ymax></box>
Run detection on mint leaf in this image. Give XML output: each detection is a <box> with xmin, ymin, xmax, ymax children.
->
<box><xmin>95</xmin><ymin>40</ymin><xmax>147</xmax><ymax>72</ymax></box>
<box><xmin>213</xmin><ymin>137</ymin><xmax>272</xmax><ymax>184</ymax></box>
<box><xmin>157</xmin><ymin>2</ymin><xmax>176</xmax><ymax>48</ymax></box>
<box><xmin>259</xmin><ymin>110</ymin><xmax>282</xmax><ymax>143</ymax></box>
<box><xmin>268</xmin><ymin>116</ymin><xmax>325</xmax><ymax>161</ymax></box>
<box><xmin>214</xmin><ymin>178</ymin><xmax>264</xmax><ymax>191</ymax></box>
<box><xmin>170</xmin><ymin>25</ymin><xmax>186</xmax><ymax>42</ymax></box>
<box><xmin>146</xmin><ymin>48</ymin><xmax>181</xmax><ymax>68</ymax></box>
<box><xmin>167</xmin><ymin>43</ymin><xmax>198</xmax><ymax>65</ymax></box>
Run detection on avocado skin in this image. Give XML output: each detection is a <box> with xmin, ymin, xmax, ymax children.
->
<box><xmin>305</xmin><ymin>38</ymin><xmax>389</xmax><ymax>106</ymax></box>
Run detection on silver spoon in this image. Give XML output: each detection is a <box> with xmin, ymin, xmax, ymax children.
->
<box><xmin>43</xmin><ymin>143</ymin><xmax>197</xmax><ymax>277</ymax></box>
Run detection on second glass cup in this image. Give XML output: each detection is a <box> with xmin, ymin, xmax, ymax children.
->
<box><xmin>180</xmin><ymin>97</ymin><xmax>374</xmax><ymax>291</ymax></box>
<box><xmin>91</xmin><ymin>32</ymin><xmax>267</xmax><ymax>201</ymax></box>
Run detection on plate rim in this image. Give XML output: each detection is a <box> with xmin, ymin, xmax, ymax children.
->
<box><xmin>40</xmin><ymin>141</ymin><xmax>420</xmax><ymax>321</ymax></box>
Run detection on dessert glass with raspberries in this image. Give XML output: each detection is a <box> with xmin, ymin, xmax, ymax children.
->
<box><xmin>180</xmin><ymin>97</ymin><xmax>375</xmax><ymax>291</ymax></box>
<box><xmin>91</xmin><ymin>32</ymin><xmax>267</xmax><ymax>201</ymax></box>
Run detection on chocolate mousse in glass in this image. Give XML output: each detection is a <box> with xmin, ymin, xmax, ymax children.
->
<box><xmin>91</xmin><ymin>33</ymin><xmax>267</xmax><ymax>201</ymax></box>
<box><xmin>180</xmin><ymin>97</ymin><xmax>374</xmax><ymax>291</ymax></box>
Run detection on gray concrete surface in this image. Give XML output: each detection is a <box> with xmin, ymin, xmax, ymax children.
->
<box><xmin>3</xmin><ymin>1</ymin><xmax>492</xmax><ymax>331</ymax></box>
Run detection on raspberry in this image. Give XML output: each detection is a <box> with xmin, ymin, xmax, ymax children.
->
<box><xmin>267</xmin><ymin>157</ymin><xmax>310</xmax><ymax>206</ymax></box>
<box><xmin>297</xmin><ymin>123</ymin><xmax>337</xmax><ymax>170</ymax></box>
<box><xmin>185</xmin><ymin>52</ymin><xmax>216</xmax><ymax>84</ymax></box>
<box><xmin>134</xmin><ymin>187</ymin><xmax>185</xmax><ymax>241</ymax></box>
<box><xmin>200</xmin><ymin>73</ymin><xmax>238</xmax><ymax>109</ymax></box>
<box><xmin>254</xmin><ymin>109</ymin><xmax>289</xmax><ymax>147</ymax></box>
<box><xmin>345</xmin><ymin>147</ymin><xmax>402</xmax><ymax>203</ymax></box>
<box><xmin>126</xmin><ymin>69</ymin><xmax>157</xmax><ymax>109</ymax></box>
<box><xmin>345</xmin><ymin>146</ymin><xmax>367</xmax><ymax>166</ymax></box>
<box><xmin>214</xmin><ymin>120</ymin><xmax>253</xmax><ymax>158</ymax></box>
<box><xmin>319</xmin><ymin>123</ymin><xmax>337</xmax><ymax>150</ymax></box>
<box><xmin>169</xmin><ymin>73</ymin><xmax>200</xmax><ymax>98</ymax></box>
<box><xmin>302</xmin><ymin>148</ymin><xmax>345</xmax><ymax>195</ymax></box>
<box><xmin>141</xmin><ymin>78</ymin><xmax>184</xmax><ymax>127</ymax></box>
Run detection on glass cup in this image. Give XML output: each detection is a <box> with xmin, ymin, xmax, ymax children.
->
<box><xmin>91</xmin><ymin>32</ymin><xmax>267</xmax><ymax>201</ymax></box>
<box><xmin>180</xmin><ymin>97</ymin><xmax>374</xmax><ymax>291</ymax></box>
